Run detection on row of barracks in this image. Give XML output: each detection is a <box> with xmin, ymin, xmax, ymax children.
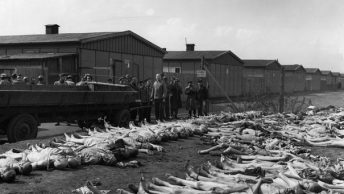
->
<box><xmin>0</xmin><ymin>25</ymin><xmax>343</xmax><ymax>100</ymax></box>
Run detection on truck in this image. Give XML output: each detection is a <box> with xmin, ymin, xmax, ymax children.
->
<box><xmin>0</xmin><ymin>82</ymin><xmax>140</xmax><ymax>142</ymax></box>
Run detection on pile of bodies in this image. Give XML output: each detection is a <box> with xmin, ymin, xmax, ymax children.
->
<box><xmin>108</xmin><ymin>107</ymin><xmax>344</xmax><ymax>194</ymax></box>
<box><xmin>0</xmin><ymin>120</ymin><xmax>208</xmax><ymax>183</ymax></box>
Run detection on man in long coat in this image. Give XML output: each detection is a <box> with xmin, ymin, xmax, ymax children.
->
<box><xmin>184</xmin><ymin>81</ymin><xmax>196</xmax><ymax>118</ymax></box>
<box><xmin>170</xmin><ymin>78</ymin><xmax>182</xmax><ymax>119</ymax></box>
<box><xmin>196</xmin><ymin>80</ymin><xmax>209</xmax><ymax>116</ymax></box>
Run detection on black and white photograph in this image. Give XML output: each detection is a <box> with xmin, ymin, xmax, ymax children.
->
<box><xmin>0</xmin><ymin>0</ymin><xmax>344</xmax><ymax>193</ymax></box>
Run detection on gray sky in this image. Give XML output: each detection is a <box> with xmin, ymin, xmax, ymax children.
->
<box><xmin>1</xmin><ymin>0</ymin><xmax>343</xmax><ymax>72</ymax></box>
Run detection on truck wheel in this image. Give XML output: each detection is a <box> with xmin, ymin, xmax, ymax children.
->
<box><xmin>77</xmin><ymin>120</ymin><xmax>85</xmax><ymax>129</ymax></box>
<box><xmin>7</xmin><ymin>114</ymin><xmax>38</xmax><ymax>143</ymax></box>
<box><xmin>115</xmin><ymin>109</ymin><xmax>130</xmax><ymax>128</ymax></box>
<box><xmin>77</xmin><ymin>120</ymin><xmax>95</xmax><ymax>129</ymax></box>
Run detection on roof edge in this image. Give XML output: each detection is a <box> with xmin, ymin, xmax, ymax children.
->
<box><xmin>81</xmin><ymin>30</ymin><xmax>166</xmax><ymax>55</ymax></box>
<box><xmin>213</xmin><ymin>51</ymin><xmax>244</xmax><ymax>64</ymax></box>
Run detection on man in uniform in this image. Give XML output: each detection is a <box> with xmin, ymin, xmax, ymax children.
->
<box><xmin>119</xmin><ymin>77</ymin><xmax>125</xmax><ymax>84</ymax></box>
<box><xmin>139</xmin><ymin>79</ymin><xmax>153</xmax><ymax>123</ymax></box>
<box><xmin>85</xmin><ymin>74</ymin><xmax>93</xmax><ymax>82</ymax></box>
<box><xmin>11</xmin><ymin>73</ymin><xmax>24</xmax><ymax>85</ymax></box>
<box><xmin>162</xmin><ymin>76</ymin><xmax>171</xmax><ymax>120</ymax></box>
<box><xmin>185</xmin><ymin>81</ymin><xmax>197</xmax><ymax>118</ymax></box>
<box><xmin>130</xmin><ymin>77</ymin><xmax>139</xmax><ymax>91</ymax></box>
<box><xmin>23</xmin><ymin>77</ymin><xmax>30</xmax><ymax>85</ymax></box>
<box><xmin>66</xmin><ymin>75</ymin><xmax>76</xmax><ymax>86</ymax></box>
<box><xmin>0</xmin><ymin>73</ymin><xmax>10</xmax><ymax>85</ymax></box>
<box><xmin>54</xmin><ymin>73</ymin><xmax>68</xmax><ymax>86</ymax></box>
<box><xmin>76</xmin><ymin>76</ymin><xmax>86</xmax><ymax>86</ymax></box>
<box><xmin>37</xmin><ymin>75</ymin><xmax>45</xmax><ymax>85</ymax></box>
<box><xmin>16</xmin><ymin>74</ymin><xmax>25</xmax><ymax>85</ymax></box>
<box><xmin>170</xmin><ymin>78</ymin><xmax>182</xmax><ymax>119</ymax></box>
<box><xmin>196</xmin><ymin>80</ymin><xmax>209</xmax><ymax>116</ymax></box>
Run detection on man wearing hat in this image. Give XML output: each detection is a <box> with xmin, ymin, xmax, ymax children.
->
<box><xmin>119</xmin><ymin>77</ymin><xmax>125</xmax><ymax>84</ymax></box>
<box><xmin>65</xmin><ymin>75</ymin><xmax>76</xmax><ymax>86</ymax></box>
<box><xmin>23</xmin><ymin>77</ymin><xmax>30</xmax><ymax>85</ymax></box>
<box><xmin>54</xmin><ymin>73</ymin><xmax>68</xmax><ymax>86</ymax></box>
<box><xmin>37</xmin><ymin>75</ymin><xmax>45</xmax><ymax>85</ymax></box>
<box><xmin>185</xmin><ymin>81</ymin><xmax>197</xmax><ymax>118</ymax></box>
<box><xmin>85</xmin><ymin>74</ymin><xmax>93</xmax><ymax>82</ymax></box>
<box><xmin>0</xmin><ymin>73</ymin><xmax>10</xmax><ymax>85</ymax></box>
<box><xmin>76</xmin><ymin>76</ymin><xmax>86</xmax><ymax>86</ymax></box>
<box><xmin>196</xmin><ymin>79</ymin><xmax>209</xmax><ymax>116</ymax></box>
<box><xmin>170</xmin><ymin>77</ymin><xmax>182</xmax><ymax>119</ymax></box>
<box><xmin>138</xmin><ymin>79</ymin><xmax>152</xmax><ymax>123</ymax></box>
<box><xmin>11</xmin><ymin>73</ymin><xmax>25</xmax><ymax>85</ymax></box>
<box><xmin>162</xmin><ymin>76</ymin><xmax>171</xmax><ymax>120</ymax></box>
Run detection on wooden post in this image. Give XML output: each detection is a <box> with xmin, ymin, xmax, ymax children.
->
<box><xmin>279</xmin><ymin>67</ymin><xmax>285</xmax><ymax>113</ymax></box>
<box><xmin>58</xmin><ymin>57</ymin><xmax>63</xmax><ymax>74</ymax></box>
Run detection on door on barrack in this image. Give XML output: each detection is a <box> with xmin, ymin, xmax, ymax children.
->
<box><xmin>113</xmin><ymin>60</ymin><xmax>140</xmax><ymax>83</ymax></box>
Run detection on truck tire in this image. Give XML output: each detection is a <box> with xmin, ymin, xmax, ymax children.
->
<box><xmin>77</xmin><ymin>120</ymin><xmax>95</xmax><ymax>129</ymax></box>
<box><xmin>77</xmin><ymin>120</ymin><xmax>85</xmax><ymax>129</ymax></box>
<box><xmin>114</xmin><ymin>109</ymin><xmax>130</xmax><ymax>128</ymax></box>
<box><xmin>7</xmin><ymin>114</ymin><xmax>38</xmax><ymax>143</ymax></box>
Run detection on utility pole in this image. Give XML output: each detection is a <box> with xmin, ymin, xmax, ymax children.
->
<box><xmin>201</xmin><ymin>56</ymin><xmax>239</xmax><ymax>112</ymax></box>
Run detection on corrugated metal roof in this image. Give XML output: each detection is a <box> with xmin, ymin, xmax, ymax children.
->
<box><xmin>164</xmin><ymin>51</ymin><xmax>226</xmax><ymax>60</ymax></box>
<box><xmin>282</xmin><ymin>64</ymin><xmax>304</xmax><ymax>71</ymax></box>
<box><xmin>0</xmin><ymin>30</ymin><xmax>165</xmax><ymax>54</ymax></box>
<box><xmin>321</xmin><ymin>70</ymin><xmax>332</xmax><ymax>75</ymax></box>
<box><xmin>332</xmin><ymin>72</ymin><xmax>340</xmax><ymax>76</ymax></box>
<box><xmin>0</xmin><ymin>53</ymin><xmax>76</xmax><ymax>60</ymax></box>
<box><xmin>0</xmin><ymin>32</ymin><xmax>114</xmax><ymax>44</ymax></box>
<box><xmin>305</xmin><ymin>68</ymin><xmax>320</xmax><ymax>74</ymax></box>
<box><xmin>243</xmin><ymin>60</ymin><xmax>277</xmax><ymax>67</ymax></box>
<box><xmin>163</xmin><ymin>50</ymin><xmax>243</xmax><ymax>63</ymax></box>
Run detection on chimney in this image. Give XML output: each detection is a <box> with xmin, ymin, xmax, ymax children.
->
<box><xmin>186</xmin><ymin>44</ymin><xmax>195</xmax><ymax>51</ymax></box>
<box><xmin>45</xmin><ymin>24</ymin><xmax>59</xmax><ymax>34</ymax></box>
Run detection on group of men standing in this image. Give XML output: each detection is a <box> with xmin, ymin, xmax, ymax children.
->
<box><xmin>0</xmin><ymin>73</ymin><xmax>35</xmax><ymax>85</ymax></box>
<box><xmin>148</xmin><ymin>73</ymin><xmax>209</xmax><ymax>122</ymax></box>
<box><xmin>53</xmin><ymin>73</ymin><xmax>93</xmax><ymax>87</ymax></box>
<box><xmin>150</xmin><ymin>73</ymin><xmax>183</xmax><ymax>122</ymax></box>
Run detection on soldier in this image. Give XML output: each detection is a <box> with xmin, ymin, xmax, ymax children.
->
<box><xmin>16</xmin><ymin>74</ymin><xmax>25</xmax><ymax>85</ymax></box>
<box><xmin>37</xmin><ymin>75</ymin><xmax>44</xmax><ymax>85</ymax></box>
<box><xmin>0</xmin><ymin>73</ymin><xmax>10</xmax><ymax>85</ymax></box>
<box><xmin>76</xmin><ymin>76</ymin><xmax>86</xmax><ymax>86</ymax></box>
<box><xmin>139</xmin><ymin>79</ymin><xmax>153</xmax><ymax>123</ymax></box>
<box><xmin>170</xmin><ymin>78</ymin><xmax>182</xmax><ymax>119</ymax></box>
<box><xmin>196</xmin><ymin>80</ymin><xmax>209</xmax><ymax>116</ymax></box>
<box><xmin>66</xmin><ymin>75</ymin><xmax>76</xmax><ymax>86</ymax></box>
<box><xmin>119</xmin><ymin>77</ymin><xmax>125</xmax><ymax>84</ymax></box>
<box><xmin>162</xmin><ymin>76</ymin><xmax>171</xmax><ymax>120</ymax></box>
<box><xmin>23</xmin><ymin>77</ymin><xmax>30</xmax><ymax>85</ymax></box>
<box><xmin>185</xmin><ymin>81</ymin><xmax>197</xmax><ymax>118</ymax></box>
<box><xmin>54</xmin><ymin>73</ymin><xmax>68</xmax><ymax>86</ymax></box>
<box><xmin>11</xmin><ymin>73</ymin><xmax>24</xmax><ymax>85</ymax></box>
<box><xmin>85</xmin><ymin>74</ymin><xmax>93</xmax><ymax>82</ymax></box>
<box><xmin>130</xmin><ymin>77</ymin><xmax>139</xmax><ymax>91</ymax></box>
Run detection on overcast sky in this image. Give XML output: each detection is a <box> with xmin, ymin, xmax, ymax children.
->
<box><xmin>0</xmin><ymin>0</ymin><xmax>343</xmax><ymax>72</ymax></box>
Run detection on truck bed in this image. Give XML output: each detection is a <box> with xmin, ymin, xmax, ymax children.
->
<box><xmin>0</xmin><ymin>82</ymin><xmax>138</xmax><ymax>107</ymax></box>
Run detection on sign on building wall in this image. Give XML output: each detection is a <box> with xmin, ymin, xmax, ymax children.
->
<box><xmin>196</xmin><ymin>70</ymin><xmax>206</xmax><ymax>77</ymax></box>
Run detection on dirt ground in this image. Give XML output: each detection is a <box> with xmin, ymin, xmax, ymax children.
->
<box><xmin>0</xmin><ymin>135</ymin><xmax>343</xmax><ymax>194</ymax></box>
<box><xmin>1</xmin><ymin>91</ymin><xmax>344</xmax><ymax>193</ymax></box>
